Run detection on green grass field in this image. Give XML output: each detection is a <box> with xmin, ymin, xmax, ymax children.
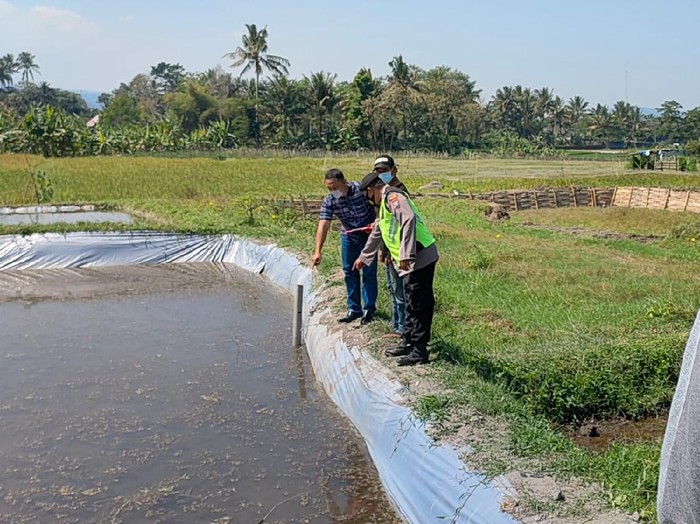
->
<box><xmin>2</xmin><ymin>153</ymin><xmax>700</xmax><ymax>521</ymax></box>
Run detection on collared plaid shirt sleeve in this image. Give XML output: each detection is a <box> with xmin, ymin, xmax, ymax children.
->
<box><xmin>318</xmin><ymin>182</ymin><xmax>375</xmax><ymax>230</ymax></box>
<box><xmin>319</xmin><ymin>194</ymin><xmax>335</xmax><ymax>221</ymax></box>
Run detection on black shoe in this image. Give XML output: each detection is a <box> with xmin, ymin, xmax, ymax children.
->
<box><xmin>384</xmin><ymin>344</ymin><xmax>411</xmax><ymax>357</ymax></box>
<box><xmin>360</xmin><ymin>310</ymin><xmax>375</xmax><ymax>325</ymax></box>
<box><xmin>338</xmin><ymin>312</ymin><xmax>362</xmax><ymax>323</ymax></box>
<box><xmin>397</xmin><ymin>352</ymin><xmax>429</xmax><ymax>366</ymax></box>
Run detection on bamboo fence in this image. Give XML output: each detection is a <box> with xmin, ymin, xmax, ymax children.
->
<box><xmin>273</xmin><ymin>186</ymin><xmax>700</xmax><ymax>216</ymax></box>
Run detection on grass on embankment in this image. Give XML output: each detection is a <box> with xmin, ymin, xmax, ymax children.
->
<box><xmin>2</xmin><ymin>154</ymin><xmax>700</xmax><ymax>521</ymax></box>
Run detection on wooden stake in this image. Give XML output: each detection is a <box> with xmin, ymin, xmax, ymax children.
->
<box><xmin>292</xmin><ymin>285</ymin><xmax>304</xmax><ymax>347</ymax></box>
<box><xmin>645</xmin><ymin>187</ymin><xmax>651</xmax><ymax>208</ymax></box>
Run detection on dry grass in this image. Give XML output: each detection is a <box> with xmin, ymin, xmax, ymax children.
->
<box><xmin>510</xmin><ymin>206</ymin><xmax>700</xmax><ymax>237</ymax></box>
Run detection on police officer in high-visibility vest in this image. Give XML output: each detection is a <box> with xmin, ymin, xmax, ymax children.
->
<box><xmin>353</xmin><ymin>171</ymin><xmax>439</xmax><ymax>366</ymax></box>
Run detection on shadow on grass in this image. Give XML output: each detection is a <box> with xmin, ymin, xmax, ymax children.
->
<box><xmin>430</xmin><ymin>336</ymin><xmax>468</xmax><ymax>365</ymax></box>
<box><xmin>430</xmin><ymin>335</ymin><xmax>504</xmax><ymax>382</ymax></box>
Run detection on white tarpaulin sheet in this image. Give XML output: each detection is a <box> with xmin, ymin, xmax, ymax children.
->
<box><xmin>658</xmin><ymin>310</ymin><xmax>700</xmax><ymax>524</ymax></box>
<box><xmin>0</xmin><ymin>232</ymin><xmax>517</xmax><ymax>523</ymax></box>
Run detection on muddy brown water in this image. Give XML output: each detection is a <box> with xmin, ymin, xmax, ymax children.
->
<box><xmin>571</xmin><ymin>415</ymin><xmax>669</xmax><ymax>453</ymax></box>
<box><xmin>0</xmin><ymin>263</ymin><xmax>400</xmax><ymax>523</ymax></box>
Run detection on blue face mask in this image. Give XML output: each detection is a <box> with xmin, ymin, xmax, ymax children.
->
<box><xmin>378</xmin><ymin>172</ymin><xmax>394</xmax><ymax>184</ymax></box>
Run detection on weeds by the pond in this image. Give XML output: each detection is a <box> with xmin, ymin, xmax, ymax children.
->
<box><xmin>2</xmin><ymin>153</ymin><xmax>699</xmax><ymax>521</ymax></box>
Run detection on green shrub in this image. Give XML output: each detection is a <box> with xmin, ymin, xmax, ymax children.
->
<box><xmin>459</xmin><ymin>332</ymin><xmax>685</xmax><ymax>423</ymax></box>
<box><xmin>686</xmin><ymin>139</ymin><xmax>700</xmax><ymax>157</ymax></box>
<box><xmin>678</xmin><ymin>156</ymin><xmax>688</xmax><ymax>171</ymax></box>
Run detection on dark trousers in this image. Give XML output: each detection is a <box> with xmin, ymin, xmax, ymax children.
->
<box><xmin>340</xmin><ymin>231</ymin><xmax>378</xmax><ymax>315</ymax></box>
<box><xmin>385</xmin><ymin>262</ymin><xmax>405</xmax><ymax>334</ymax></box>
<box><xmin>402</xmin><ymin>261</ymin><xmax>436</xmax><ymax>358</ymax></box>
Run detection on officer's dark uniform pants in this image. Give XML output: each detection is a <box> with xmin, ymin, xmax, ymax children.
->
<box><xmin>402</xmin><ymin>261</ymin><xmax>436</xmax><ymax>358</ymax></box>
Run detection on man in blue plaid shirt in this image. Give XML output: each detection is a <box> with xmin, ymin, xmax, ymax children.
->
<box><xmin>312</xmin><ymin>168</ymin><xmax>378</xmax><ymax>324</ymax></box>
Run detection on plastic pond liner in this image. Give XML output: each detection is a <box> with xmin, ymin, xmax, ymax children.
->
<box><xmin>0</xmin><ymin>232</ymin><xmax>519</xmax><ymax>524</ymax></box>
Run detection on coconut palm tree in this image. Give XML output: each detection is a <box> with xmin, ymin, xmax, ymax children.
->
<box><xmin>263</xmin><ymin>75</ymin><xmax>305</xmax><ymax>146</ymax></box>
<box><xmin>612</xmin><ymin>100</ymin><xmax>633</xmax><ymax>143</ymax></box>
<box><xmin>223</xmin><ymin>24</ymin><xmax>290</xmax><ymax>104</ymax></box>
<box><xmin>547</xmin><ymin>96</ymin><xmax>566</xmax><ymax>143</ymax></box>
<box><xmin>625</xmin><ymin>105</ymin><xmax>646</xmax><ymax>147</ymax></box>
<box><xmin>17</xmin><ymin>52</ymin><xmax>40</xmax><ymax>84</ymax></box>
<box><xmin>304</xmin><ymin>71</ymin><xmax>339</xmax><ymax>146</ymax></box>
<box><xmin>588</xmin><ymin>104</ymin><xmax>612</xmax><ymax>145</ymax></box>
<box><xmin>36</xmin><ymin>81</ymin><xmax>56</xmax><ymax>106</ymax></box>
<box><xmin>564</xmin><ymin>96</ymin><xmax>589</xmax><ymax>144</ymax></box>
<box><xmin>387</xmin><ymin>55</ymin><xmax>420</xmax><ymax>147</ymax></box>
<box><xmin>565</xmin><ymin>96</ymin><xmax>589</xmax><ymax>125</ymax></box>
<box><xmin>534</xmin><ymin>87</ymin><xmax>555</xmax><ymax>120</ymax></box>
<box><xmin>0</xmin><ymin>54</ymin><xmax>18</xmax><ymax>89</ymax></box>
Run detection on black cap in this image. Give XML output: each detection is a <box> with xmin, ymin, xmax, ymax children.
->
<box><xmin>359</xmin><ymin>171</ymin><xmax>380</xmax><ymax>192</ymax></box>
<box><xmin>373</xmin><ymin>155</ymin><xmax>396</xmax><ymax>170</ymax></box>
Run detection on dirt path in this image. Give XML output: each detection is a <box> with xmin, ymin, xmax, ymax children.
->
<box><xmin>519</xmin><ymin>223</ymin><xmax>660</xmax><ymax>243</ymax></box>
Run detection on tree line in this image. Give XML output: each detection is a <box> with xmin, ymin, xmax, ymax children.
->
<box><xmin>1</xmin><ymin>25</ymin><xmax>700</xmax><ymax>157</ymax></box>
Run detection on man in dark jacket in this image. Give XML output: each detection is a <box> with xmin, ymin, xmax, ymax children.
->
<box><xmin>353</xmin><ymin>171</ymin><xmax>439</xmax><ymax>365</ymax></box>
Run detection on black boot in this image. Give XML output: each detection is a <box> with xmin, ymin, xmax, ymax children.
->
<box><xmin>360</xmin><ymin>310</ymin><xmax>375</xmax><ymax>325</ymax></box>
<box><xmin>385</xmin><ymin>343</ymin><xmax>411</xmax><ymax>357</ymax></box>
<box><xmin>397</xmin><ymin>348</ymin><xmax>429</xmax><ymax>366</ymax></box>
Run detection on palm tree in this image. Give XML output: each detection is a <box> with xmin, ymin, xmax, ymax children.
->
<box><xmin>548</xmin><ymin>96</ymin><xmax>566</xmax><ymax>143</ymax></box>
<box><xmin>517</xmin><ymin>86</ymin><xmax>537</xmax><ymax>138</ymax></box>
<box><xmin>36</xmin><ymin>81</ymin><xmax>56</xmax><ymax>106</ymax></box>
<box><xmin>565</xmin><ymin>96</ymin><xmax>589</xmax><ymax>125</ymax></box>
<box><xmin>223</xmin><ymin>24</ymin><xmax>290</xmax><ymax>104</ymax></box>
<box><xmin>612</xmin><ymin>100</ymin><xmax>632</xmax><ymax>143</ymax></box>
<box><xmin>588</xmin><ymin>104</ymin><xmax>612</xmax><ymax>145</ymax></box>
<box><xmin>492</xmin><ymin>86</ymin><xmax>518</xmax><ymax>123</ymax></box>
<box><xmin>17</xmin><ymin>52</ymin><xmax>40</xmax><ymax>84</ymax></box>
<box><xmin>263</xmin><ymin>75</ymin><xmax>305</xmax><ymax>146</ymax></box>
<box><xmin>534</xmin><ymin>87</ymin><xmax>555</xmax><ymax>120</ymax></box>
<box><xmin>304</xmin><ymin>71</ymin><xmax>339</xmax><ymax>146</ymax></box>
<box><xmin>564</xmin><ymin>96</ymin><xmax>588</xmax><ymax>144</ymax></box>
<box><xmin>0</xmin><ymin>53</ymin><xmax>18</xmax><ymax>89</ymax></box>
<box><xmin>626</xmin><ymin>106</ymin><xmax>645</xmax><ymax>147</ymax></box>
<box><xmin>0</xmin><ymin>61</ymin><xmax>12</xmax><ymax>89</ymax></box>
<box><xmin>388</xmin><ymin>55</ymin><xmax>420</xmax><ymax>147</ymax></box>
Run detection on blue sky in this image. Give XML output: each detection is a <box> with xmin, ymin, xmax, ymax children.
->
<box><xmin>1</xmin><ymin>0</ymin><xmax>698</xmax><ymax>109</ymax></box>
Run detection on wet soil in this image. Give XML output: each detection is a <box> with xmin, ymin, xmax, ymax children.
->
<box><xmin>0</xmin><ymin>263</ymin><xmax>400</xmax><ymax>523</ymax></box>
<box><xmin>571</xmin><ymin>414</ymin><xmax>668</xmax><ymax>453</ymax></box>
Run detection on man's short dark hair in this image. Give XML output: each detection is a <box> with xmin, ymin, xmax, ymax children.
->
<box><xmin>325</xmin><ymin>168</ymin><xmax>345</xmax><ymax>181</ymax></box>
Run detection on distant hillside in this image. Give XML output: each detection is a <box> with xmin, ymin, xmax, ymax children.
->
<box><xmin>72</xmin><ymin>90</ymin><xmax>103</xmax><ymax>109</ymax></box>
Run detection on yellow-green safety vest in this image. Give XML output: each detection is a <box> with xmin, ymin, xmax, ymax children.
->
<box><xmin>379</xmin><ymin>191</ymin><xmax>435</xmax><ymax>263</ymax></box>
